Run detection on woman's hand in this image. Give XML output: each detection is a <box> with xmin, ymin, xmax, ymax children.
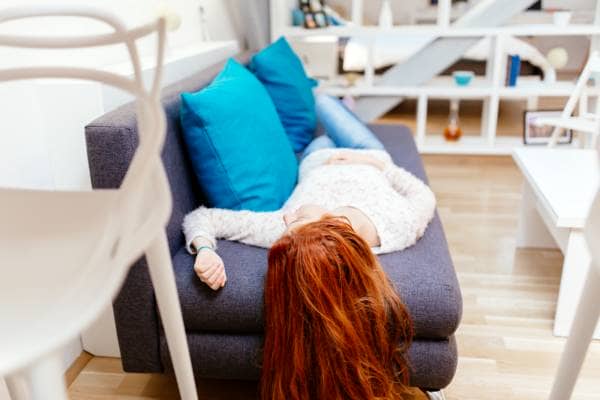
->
<box><xmin>327</xmin><ymin>151</ymin><xmax>386</xmax><ymax>171</ymax></box>
<box><xmin>194</xmin><ymin>248</ymin><xmax>227</xmax><ymax>290</ymax></box>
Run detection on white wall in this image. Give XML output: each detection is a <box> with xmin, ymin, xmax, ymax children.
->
<box><xmin>0</xmin><ymin>1</ymin><xmax>239</xmax><ymax>393</ymax></box>
<box><xmin>0</xmin><ymin>0</ymin><xmax>239</xmax><ymax>189</ymax></box>
<box><xmin>325</xmin><ymin>0</ymin><xmax>429</xmax><ymax>24</ymax></box>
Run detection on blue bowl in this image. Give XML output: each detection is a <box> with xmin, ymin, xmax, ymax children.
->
<box><xmin>453</xmin><ymin>71</ymin><xmax>474</xmax><ymax>86</ymax></box>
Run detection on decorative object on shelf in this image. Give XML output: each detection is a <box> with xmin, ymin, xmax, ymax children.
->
<box><xmin>198</xmin><ymin>5</ymin><xmax>210</xmax><ymax>41</ymax></box>
<box><xmin>547</xmin><ymin>47</ymin><xmax>569</xmax><ymax>69</ymax></box>
<box><xmin>299</xmin><ymin>0</ymin><xmax>329</xmax><ymax>29</ymax></box>
<box><xmin>507</xmin><ymin>54</ymin><xmax>521</xmax><ymax>87</ymax></box>
<box><xmin>523</xmin><ymin>110</ymin><xmax>573</xmax><ymax>145</ymax></box>
<box><xmin>452</xmin><ymin>70</ymin><xmax>474</xmax><ymax>86</ymax></box>
<box><xmin>156</xmin><ymin>1</ymin><xmax>182</xmax><ymax>31</ymax></box>
<box><xmin>378</xmin><ymin>0</ymin><xmax>394</xmax><ymax>29</ymax></box>
<box><xmin>444</xmin><ymin>99</ymin><xmax>462</xmax><ymax>142</ymax></box>
<box><xmin>343</xmin><ymin>72</ymin><xmax>362</xmax><ymax>86</ymax></box>
<box><xmin>553</xmin><ymin>11</ymin><xmax>572</xmax><ymax>27</ymax></box>
<box><xmin>292</xmin><ymin>8</ymin><xmax>305</xmax><ymax>26</ymax></box>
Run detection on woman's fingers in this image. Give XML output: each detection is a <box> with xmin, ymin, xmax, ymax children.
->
<box><xmin>204</xmin><ymin>262</ymin><xmax>222</xmax><ymax>284</ymax></box>
<box><xmin>193</xmin><ymin>251</ymin><xmax>226</xmax><ymax>290</ymax></box>
<box><xmin>216</xmin><ymin>268</ymin><xmax>227</xmax><ymax>288</ymax></box>
<box><xmin>194</xmin><ymin>260</ymin><xmax>217</xmax><ymax>278</ymax></box>
<box><xmin>208</xmin><ymin>267</ymin><xmax>225</xmax><ymax>290</ymax></box>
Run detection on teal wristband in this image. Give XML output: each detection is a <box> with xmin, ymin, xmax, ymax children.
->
<box><xmin>195</xmin><ymin>245</ymin><xmax>214</xmax><ymax>254</ymax></box>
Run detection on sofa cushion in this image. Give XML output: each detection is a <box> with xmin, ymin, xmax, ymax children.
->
<box><xmin>175</xmin><ymin>124</ymin><xmax>462</xmax><ymax>339</ymax></box>
<box><xmin>250</xmin><ymin>37</ymin><xmax>317</xmax><ymax>153</ymax></box>
<box><xmin>180</xmin><ymin>58</ymin><xmax>298</xmax><ymax>212</ymax></box>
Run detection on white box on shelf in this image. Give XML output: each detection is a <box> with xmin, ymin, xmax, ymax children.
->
<box><xmin>289</xmin><ymin>37</ymin><xmax>338</xmax><ymax>80</ymax></box>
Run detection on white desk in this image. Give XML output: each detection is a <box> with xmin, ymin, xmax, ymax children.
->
<box><xmin>513</xmin><ymin>148</ymin><xmax>599</xmax><ymax>338</ymax></box>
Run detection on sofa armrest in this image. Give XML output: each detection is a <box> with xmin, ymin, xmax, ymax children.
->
<box><xmin>113</xmin><ymin>257</ymin><xmax>163</xmax><ymax>372</ymax></box>
<box><xmin>86</xmin><ymin>123</ymin><xmax>164</xmax><ymax>372</ymax></box>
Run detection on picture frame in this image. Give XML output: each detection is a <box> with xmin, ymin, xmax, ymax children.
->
<box><xmin>523</xmin><ymin>110</ymin><xmax>573</xmax><ymax>145</ymax></box>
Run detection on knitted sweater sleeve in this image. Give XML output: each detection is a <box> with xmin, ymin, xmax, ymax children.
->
<box><xmin>381</xmin><ymin>164</ymin><xmax>437</xmax><ymax>248</ymax></box>
<box><xmin>182</xmin><ymin>206</ymin><xmax>285</xmax><ymax>254</ymax></box>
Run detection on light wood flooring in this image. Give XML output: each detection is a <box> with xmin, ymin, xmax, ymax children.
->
<box><xmin>67</xmin><ymin>101</ymin><xmax>600</xmax><ymax>399</ymax></box>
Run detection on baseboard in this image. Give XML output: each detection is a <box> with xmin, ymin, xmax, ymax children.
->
<box><xmin>65</xmin><ymin>351</ymin><xmax>93</xmax><ymax>388</ymax></box>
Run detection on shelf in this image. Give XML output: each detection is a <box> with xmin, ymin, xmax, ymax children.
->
<box><xmin>417</xmin><ymin>135</ymin><xmax>523</xmax><ymax>155</ymax></box>
<box><xmin>281</xmin><ymin>24</ymin><xmax>600</xmax><ymax>39</ymax></box>
<box><xmin>416</xmin><ymin>135</ymin><xmax>580</xmax><ymax>155</ymax></box>
<box><xmin>318</xmin><ymin>76</ymin><xmax>600</xmax><ymax>99</ymax></box>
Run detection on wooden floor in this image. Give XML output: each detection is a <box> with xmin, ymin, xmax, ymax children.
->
<box><xmin>68</xmin><ymin>102</ymin><xmax>600</xmax><ymax>399</ymax></box>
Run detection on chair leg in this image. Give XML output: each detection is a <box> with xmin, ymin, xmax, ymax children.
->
<box><xmin>5</xmin><ymin>374</ymin><xmax>27</xmax><ymax>400</ymax></box>
<box><xmin>548</xmin><ymin>264</ymin><xmax>600</xmax><ymax>400</ymax></box>
<box><xmin>21</xmin><ymin>352</ymin><xmax>68</xmax><ymax>400</ymax></box>
<box><xmin>146</xmin><ymin>231</ymin><xmax>198</xmax><ymax>400</ymax></box>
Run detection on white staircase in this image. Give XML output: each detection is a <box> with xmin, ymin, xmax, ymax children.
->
<box><xmin>353</xmin><ymin>0</ymin><xmax>539</xmax><ymax>122</ymax></box>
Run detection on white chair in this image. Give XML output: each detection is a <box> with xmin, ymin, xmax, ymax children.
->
<box><xmin>535</xmin><ymin>51</ymin><xmax>600</xmax><ymax>149</ymax></box>
<box><xmin>0</xmin><ymin>6</ymin><xmax>197</xmax><ymax>400</ymax></box>
<box><xmin>547</xmin><ymin>160</ymin><xmax>600</xmax><ymax>400</ymax></box>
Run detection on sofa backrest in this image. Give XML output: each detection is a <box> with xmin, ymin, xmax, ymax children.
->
<box><xmin>85</xmin><ymin>53</ymin><xmax>251</xmax><ymax>253</ymax></box>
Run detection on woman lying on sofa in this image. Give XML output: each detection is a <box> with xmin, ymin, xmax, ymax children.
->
<box><xmin>183</xmin><ymin>97</ymin><xmax>436</xmax><ymax>291</ymax></box>
<box><xmin>182</xmin><ymin>95</ymin><xmax>437</xmax><ymax>400</ymax></box>
<box><xmin>184</xmin><ymin>143</ymin><xmax>435</xmax><ymax>290</ymax></box>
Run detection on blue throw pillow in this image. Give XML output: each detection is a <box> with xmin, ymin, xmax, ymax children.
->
<box><xmin>250</xmin><ymin>37</ymin><xmax>317</xmax><ymax>153</ymax></box>
<box><xmin>315</xmin><ymin>94</ymin><xmax>385</xmax><ymax>150</ymax></box>
<box><xmin>180</xmin><ymin>58</ymin><xmax>298</xmax><ymax>212</ymax></box>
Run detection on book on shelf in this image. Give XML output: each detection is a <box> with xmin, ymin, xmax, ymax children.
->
<box><xmin>506</xmin><ymin>54</ymin><xmax>521</xmax><ymax>87</ymax></box>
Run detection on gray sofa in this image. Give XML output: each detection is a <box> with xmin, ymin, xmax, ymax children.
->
<box><xmin>85</xmin><ymin>55</ymin><xmax>462</xmax><ymax>391</ymax></box>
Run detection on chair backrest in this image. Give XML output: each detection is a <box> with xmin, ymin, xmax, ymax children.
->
<box><xmin>0</xmin><ymin>5</ymin><xmax>169</xmax><ymax>265</ymax></box>
<box><xmin>585</xmin><ymin>154</ymin><xmax>600</xmax><ymax>272</ymax></box>
<box><xmin>548</xmin><ymin>52</ymin><xmax>600</xmax><ymax>148</ymax></box>
<box><xmin>0</xmin><ymin>6</ymin><xmax>170</xmax><ymax>372</ymax></box>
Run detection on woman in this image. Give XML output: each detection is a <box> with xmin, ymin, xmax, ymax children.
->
<box><xmin>184</xmin><ymin>100</ymin><xmax>437</xmax><ymax>398</ymax></box>
<box><xmin>262</xmin><ymin>216</ymin><xmax>416</xmax><ymax>400</ymax></box>
<box><xmin>183</xmin><ymin>146</ymin><xmax>435</xmax><ymax>290</ymax></box>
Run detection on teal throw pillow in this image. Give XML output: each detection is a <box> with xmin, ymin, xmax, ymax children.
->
<box><xmin>180</xmin><ymin>58</ymin><xmax>298</xmax><ymax>211</ymax></box>
<box><xmin>250</xmin><ymin>37</ymin><xmax>317</xmax><ymax>153</ymax></box>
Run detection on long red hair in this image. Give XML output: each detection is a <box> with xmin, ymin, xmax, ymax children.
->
<box><xmin>261</xmin><ymin>216</ymin><xmax>414</xmax><ymax>400</ymax></box>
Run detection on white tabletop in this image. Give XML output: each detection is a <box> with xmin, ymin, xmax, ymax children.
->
<box><xmin>513</xmin><ymin>148</ymin><xmax>599</xmax><ymax>229</ymax></box>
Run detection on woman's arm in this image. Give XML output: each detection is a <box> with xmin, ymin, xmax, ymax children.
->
<box><xmin>381</xmin><ymin>164</ymin><xmax>436</xmax><ymax>238</ymax></box>
<box><xmin>182</xmin><ymin>206</ymin><xmax>286</xmax><ymax>254</ymax></box>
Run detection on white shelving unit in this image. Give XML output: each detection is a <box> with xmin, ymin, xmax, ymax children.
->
<box><xmin>279</xmin><ymin>24</ymin><xmax>600</xmax><ymax>38</ymax></box>
<box><xmin>270</xmin><ymin>0</ymin><xmax>600</xmax><ymax>155</ymax></box>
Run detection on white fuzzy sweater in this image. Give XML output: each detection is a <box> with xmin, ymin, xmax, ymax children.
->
<box><xmin>183</xmin><ymin>149</ymin><xmax>436</xmax><ymax>255</ymax></box>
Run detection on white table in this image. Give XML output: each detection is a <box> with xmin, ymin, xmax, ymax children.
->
<box><xmin>513</xmin><ymin>148</ymin><xmax>600</xmax><ymax>339</ymax></box>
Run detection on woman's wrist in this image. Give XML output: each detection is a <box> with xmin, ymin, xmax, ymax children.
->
<box><xmin>195</xmin><ymin>245</ymin><xmax>214</xmax><ymax>254</ymax></box>
<box><xmin>369</xmin><ymin>157</ymin><xmax>386</xmax><ymax>171</ymax></box>
<box><xmin>192</xmin><ymin>237</ymin><xmax>214</xmax><ymax>253</ymax></box>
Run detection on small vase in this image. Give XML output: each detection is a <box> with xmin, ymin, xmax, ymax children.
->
<box><xmin>444</xmin><ymin>99</ymin><xmax>462</xmax><ymax>142</ymax></box>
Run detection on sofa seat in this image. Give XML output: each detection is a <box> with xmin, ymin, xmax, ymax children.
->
<box><xmin>174</xmin><ymin>124</ymin><xmax>462</xmax><ymax>341</ymax></box>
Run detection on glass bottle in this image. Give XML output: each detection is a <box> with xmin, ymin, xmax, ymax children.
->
<box><xmin>444</xmin><ymin>99</ymin><xmax>462</xmax><ymax>141</ymax></box>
